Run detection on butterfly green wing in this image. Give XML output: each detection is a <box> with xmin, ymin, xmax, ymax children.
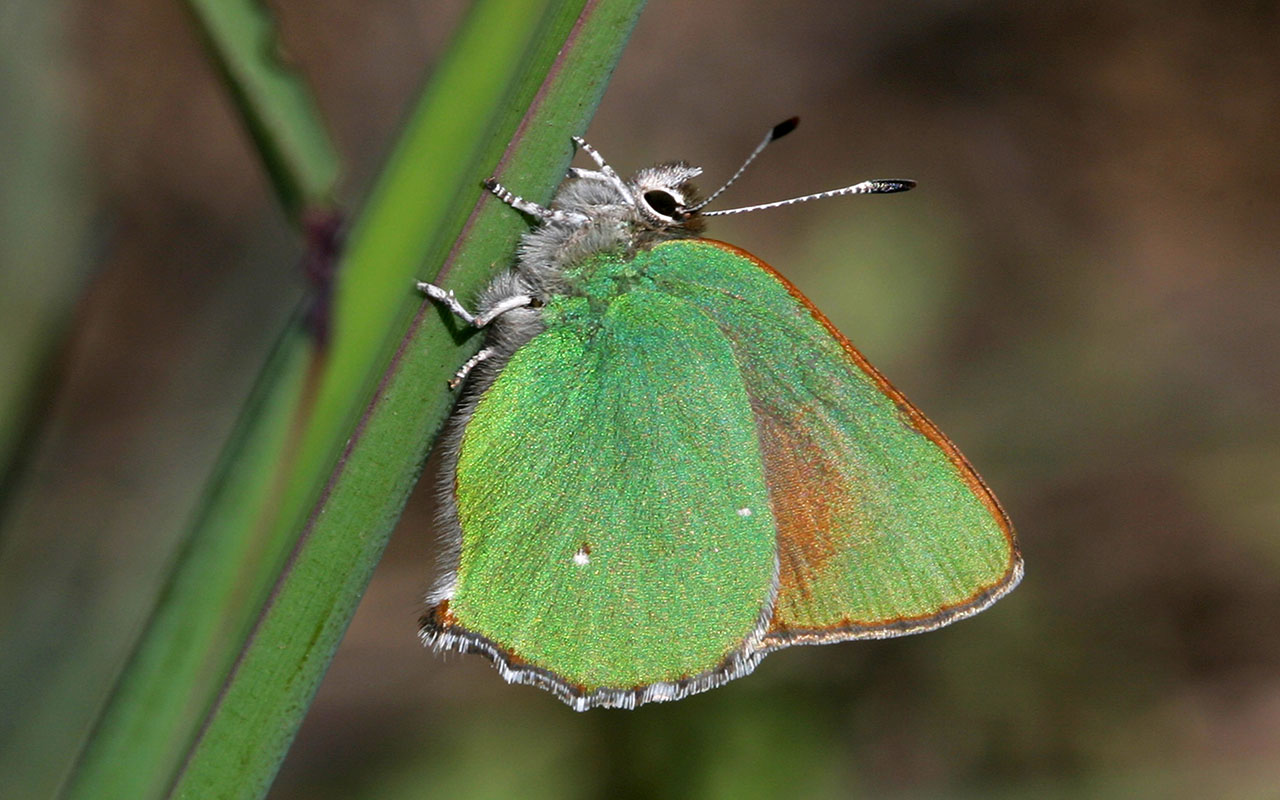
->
<box><xmin>642</xmin><ymin>239</ymin><xmax>1021</xmax><ymax>650</ymax></box>
<box><xmin>428</xmin><ymin>289</ymin><xmax>778</xmax><ymax>707</ymax></box>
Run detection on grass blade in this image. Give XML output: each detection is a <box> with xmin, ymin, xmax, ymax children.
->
<box><xmin>62</xmin><ymin>1</ymin><xmax>645</xmax><ymax>798</ymax></box>
<box><xmin>183</xmin><ymin>0</ymin><xmax>341</xmax><ymax>217</ymax></box>
<box><xmin>0</xmin><ymin>2</ymin><xmax>338</xmax><ymax>796</ymax></box>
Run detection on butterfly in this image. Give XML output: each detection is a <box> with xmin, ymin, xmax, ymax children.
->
<box><xmin>417</xmin><ymin>119</ymin><xmax>1021</xmax><ymax>710</ymax></box>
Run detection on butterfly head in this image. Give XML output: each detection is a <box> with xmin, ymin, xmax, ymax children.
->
<box><xmin>550</xmin><ymin>121</ymin><xmax>912</xmax><ymax>250</ymax></box>
<box><xmin>628</xmin><ymin>162</ymin><xmax>707</xmax><ymax>234</ymax></box>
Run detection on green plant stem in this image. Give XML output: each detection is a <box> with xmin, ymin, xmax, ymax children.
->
<box><xmin>61</xmin><ymin>1</ymin><xmax>645</xmax><ymax>798</ymax></box>
<box><xmin>172</xmin><ymin>3</ymin><xmax>646</xmax><ymax>796</ymax></box>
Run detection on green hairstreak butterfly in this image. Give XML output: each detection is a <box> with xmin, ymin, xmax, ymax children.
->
<box><xmin>417</xmin><ymin>119</ymin><xmax>1021</xmax><ymax>710</ymax></box>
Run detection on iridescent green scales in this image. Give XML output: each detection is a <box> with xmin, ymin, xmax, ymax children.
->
<box><xmin>420</xmin><ymin>133</ymin><xmax>1021</xmax><ymax>710</ymax></box>
<box><xmin>452</xmin><ymin>283</ymin><xmax>777</xmax><ymax>690</ymax></box>
<box><xmin>429</xmin><ymin>240</ymin><xmax>1019</xmax><ymax>705</ymax></box>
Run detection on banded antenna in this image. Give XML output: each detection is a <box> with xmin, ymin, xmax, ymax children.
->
<box><xmin>702</xmin><ymin>179</ymin><xmax>915</xmax><ymax>217</ymax></box>
<box><xmin>690</xmin><ymin>116</ymin><xmax>915</xmax><ymax>217</ymax></box>
<box><xmin>688</xmin><ymin>117</ymin><xmax>799</xmax><ymax>213</ymax></box>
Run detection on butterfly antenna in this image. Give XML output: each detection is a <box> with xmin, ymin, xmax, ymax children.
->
<box><xmin>688</xmin><ymin>117</ymin><xmax>799</xmax><ymax>213</ymax></box>
<box><xmin>702</xmin><ymin>178</ymin><xmax>915</xmax><ymax>217</ymax></box>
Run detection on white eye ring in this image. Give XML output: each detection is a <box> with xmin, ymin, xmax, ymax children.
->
<box><xmin>639</xmin><ymin>188</ymin><xmax>685</xmax><ymax>222</ymax></box>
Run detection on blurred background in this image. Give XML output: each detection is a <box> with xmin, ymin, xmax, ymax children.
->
<box><xmin>2</xmin><ymin>0</ymin><xmax>1277</xmax><ymax>797</ymax></box>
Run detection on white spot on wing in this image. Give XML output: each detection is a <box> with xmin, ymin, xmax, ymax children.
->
<box><xmin>737</xmin><ymin>507</ymin><xmax>752</xmax><ymax>517</ymax></box>
<box><xmin>573</xmin><ymin>547</ymin><xmax>591</xmax><ymax>566</ymax></box>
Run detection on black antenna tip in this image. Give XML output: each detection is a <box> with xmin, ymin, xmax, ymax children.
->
<box><xmin>870</xmin><ymin>179</ymin><xmax>916</xmax><ymax>193</ymax></box>
<box><xmin>770</xmin><ymin>117</ymin><xmax>800</xmax><ymax>141</ymax></box>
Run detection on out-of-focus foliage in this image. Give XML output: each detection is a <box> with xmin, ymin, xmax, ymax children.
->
<box><xmin>1</xmin><ymin>1</ymin><xmax>1276</xmax><ymax>799</ymax></box>
<box><xmin>0</xmin><ymin>0</ymin><xmax>92</xmax><ymax>497</ymax></box>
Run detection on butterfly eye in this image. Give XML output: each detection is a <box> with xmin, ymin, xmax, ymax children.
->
<box><xmin>643</xmin><ymin>190</ymin><xmax>683</xmax><ymax>220</ymax></box>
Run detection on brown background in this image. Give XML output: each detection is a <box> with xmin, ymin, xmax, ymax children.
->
<box><xmin>2</xmin><ymin>1</ymin><xmax>1277</xmax><ymax>797</ymax></box>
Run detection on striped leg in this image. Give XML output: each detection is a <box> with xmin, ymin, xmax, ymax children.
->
<box><xmin>482</xmin><ymin>178</ymin><xmax>587</xmax><ymax>226</ymax></box>
<box><xmin>416</xmin><ymin>282</ymin><xmax>532</xmax><ymax>329</ymax></box>
<box><xmin>450</xmin><ymin>346</ymin><xmax>495</xmax><ymax>388</ymax></box>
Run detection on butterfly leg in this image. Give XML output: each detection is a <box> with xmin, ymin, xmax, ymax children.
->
<box><xmin>416</xmin><ymin>281</ymin><xmax>480</xmax><ymax>325</ymax></box>
<box><xmin>416</xmin><ymin>282</ymin><xmax>533</xmax><ymax>329</ymax></box>
<box><xmin>571</xmin><ymin>136</ymin><xmax>623</xmax><ymax>182</ymax></box>
<box><xmin>570</xmin><ymin>136</ymin><xmax>633</xmax><ymax>201</ymax></box>
<box><xmin>482</xmin><ymin>178</ymin><xmax>588</xmax><ymax>226</ymax></box>
<box><xmin>449</xmin><ymin>346</ymin><xmax>494</xmax><ymax>388</ymax></box>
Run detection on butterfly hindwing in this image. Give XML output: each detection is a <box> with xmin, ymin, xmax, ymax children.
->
<box><xmin>642</xmin><ymin>239</ymin><xmax>1022</xmax><ymax>648</ymax></box>
<box><xmin>434</xmin><ymin>287</ymin><xmax>778</xmax><ymax>704</ymax></box>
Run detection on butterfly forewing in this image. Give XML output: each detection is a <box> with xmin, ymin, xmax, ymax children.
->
<box><xmin>641</xmin><ymin>239</ymin><xmax>1022</xmax><ymax>647</ymax></box>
